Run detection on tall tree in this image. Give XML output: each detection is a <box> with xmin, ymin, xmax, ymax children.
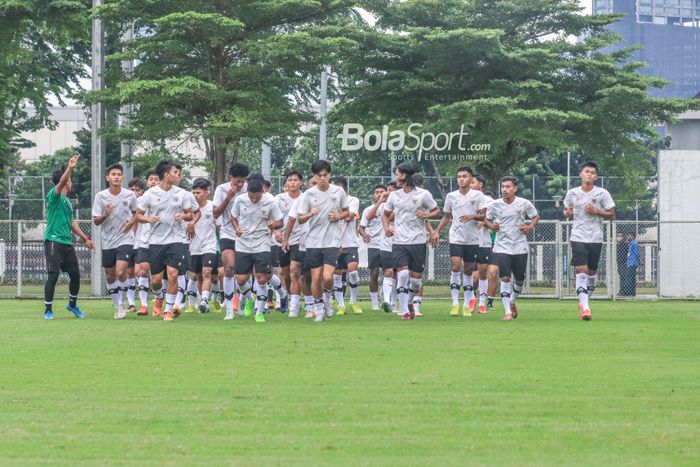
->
<box><xmin>334</xmin><ymin>0</ymin><xmax>697</xmax><ymax>195</ymax></box>
<box><xmin>0</xmin><ymin>0</ymin><xmax>91</xmax><ymax>178</ymax></box>
<box><xmin>87</xmin><ymin>0</ymin><xmax>360</xmax><ymax>184</ymax></box>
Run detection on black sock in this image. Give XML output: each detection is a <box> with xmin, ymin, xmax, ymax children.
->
<box><xmin>487</xmin><ymin>298</ymin><xmax>493</xmax><ymax>306</ymax></box>
<box><xmin>69</xmin><ymin>294</ymin><xmax>78</xmax><ymax>308</ymax></box>
<box><xmin>45</xmin><ymin>301</ymin><xmax>53</xmax><ymax>312</ymax></box>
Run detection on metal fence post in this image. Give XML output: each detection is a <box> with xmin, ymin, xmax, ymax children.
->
<box><xmin>427</xmin><ymin>244</ymin><xmax>435</xmax><ymax>281</ymax></box>
<box><xmin>611</xmin><ymin>221</ymin><xmax>617</xmax><ymax>301</ymax></box>
<box><xmin>17</xmin><ymin>221</ymin><xmax>22</xmax><ymax>298</ymax></box>
<box><xmin>555</xmin><ymin>221</ymin><xmax>562</xmax><ymax>299</ymax></box>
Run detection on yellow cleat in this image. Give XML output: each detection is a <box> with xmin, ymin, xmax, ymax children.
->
<box><xmin>450</xmin><ymin>304</ymin><xmax>460</xmax><ymax>316</ymax></box>
<box><xmin>351</xmin><ymin>303</ymin><xmax>363</xmax><ymax>315</ymax></box>
<box><xmin>184</xmin><ymin>305</ymin><xmax>195</xmax><ymax>313</ymax></box>
<box><xmin>462</xmin><ymin>306</ymin><xmax>472</xmax><ymax>317</ymax></box>
<box><xmin>336</xmin><ymin>306</ymin><xmax>346</xmax><ymax>316</ymax></box>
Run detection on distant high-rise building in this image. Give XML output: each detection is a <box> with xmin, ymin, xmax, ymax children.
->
<box><xmin>594</xmin><ymin>0</ymin><xmax>700</xmax><ymax>98</ymax></box>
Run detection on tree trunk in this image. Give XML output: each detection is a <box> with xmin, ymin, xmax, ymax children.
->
<box><xmin>430</xmin><ymin>159</ymin><xmax>447</xmax><ymax>199</ymax></box>
<box><xmin>214</xmin><ymin>136</ymin><xmax>226</xmax><ymax>186</ymax></box>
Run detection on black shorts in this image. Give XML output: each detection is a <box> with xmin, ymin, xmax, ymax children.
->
<box><xmin>380</xmin><ymin>250</ymin><xmax>394</xmax><ymax>271</ymax></box>
<box><xmin>304</xmin><ymin>247</ymin><xmax>339</xmax><ymax>270</ymax></box>
<box><xmin>179</xmin><ymin>246</ymin><xmax>190</xmax><ymax>274</ymax></box>
<box><xmin>134</xmin><ymin>247</ymin><xmax>149</xmax><ymax>265</ymax></box>
<box><xmin>336</xmin><ymin>247</ymin><xmax>359</xmax><ymax>269</ymax></box>
<box><xmin>149</xmin><ymin>243</ymin><xmax>187</xmax><ymax>275</ymax></box>
<box><xmin>44</xmin><ymin>241</ymin><xmax>79</xmax><ymax>275</ymax></box>
<box><xmin>492</xmin><ymin>252</ymin><xmax>528</xmax><ymax>281</ymax></box>
<box><xmin>190</xmin><ymin>253</ymin><xmax>218</xmax><ymax>273</ymax></box>
<box><xmin>270</xmin><ymin>245</ymin><xmax>282</xmax><ymax>268</ymax></box>
<box><xmin>289</xmin><ymin>244</ymin><xmax>303</xmax><ymax>264</ymax></box>
<box><xmin>571</xmin><ymin>241</ymin><xmax>603</xmax><ymax>271</ymax></box>
<box><xmin>477</xmin><ymin>247</ymin><xmax>492</xmax><ymax>264</ymax></box>
<box><xmin>278</xmin><ymin>246</ymin><xmax>291</xmax><ymax>268</ymax></box>
<box><xmin>392</xmin><ymin>244</ymin><xmax>427</xmax><ymax>273</ymax></box>
<box><xmin>235</xmin><ymin>251</ymin><xmax>272</xmax><ymax>275</ymax></box>
<box><xmin>220</xmin><ymin>238</ymin><xmax>236</xmax><ymax>252</ymax></box>
<box><xmin>449</xmin><ymin>243</ymin><xmax>479</xmax><ymax>263</ymax></box>
<box><xmin>102</xmin><ymin>244</ymin><xmax>134</xmax><ymax>268</ymax></box>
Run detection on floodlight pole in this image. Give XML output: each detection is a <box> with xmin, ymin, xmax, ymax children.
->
<box><xmin>91</xmin><ymin>0</ymin><xmax>105</xmax><ymax>296</ymax></box>
<box><xmin>319</xmin><ymin>67</ymin><xmax>328</xmax><ymax>160</ymax></box>
<box><xmin>261</xmin><ymin>141</ymin><xmax>272</xmax><ymax>180</ymax></box>
<box><xmin>120</xmin><ymin>22</ymin><xmax>134</xmax><ymax>180</ymax></box>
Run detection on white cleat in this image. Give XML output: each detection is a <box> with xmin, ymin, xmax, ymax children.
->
<box><xmin>115</xmin><ymin>304</ymin><xmax>126</xmax><ymax>320</ymax></box>
<box><xmin>288</xmin><ymin>310</ymin><xmax>298</xmax><ymax>318</ymax></box>
<box><xmin>224</xmin><ymin>310</ymin><xmax>234</xmax><ymax>320</ymax></box>
<box><xmin>315</xmin><ymin>311</ymin><xmax>325</xmax><ymax>322</ymax></box>
<box><xmin>371</xmin><ymin>303</ymin><xmax>380</xmax><ymax>311</ymax></box>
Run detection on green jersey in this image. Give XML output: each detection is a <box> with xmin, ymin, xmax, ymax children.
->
<box><xmin>44</xmin><ymin>187</ymin><xmax>74</xmax><ymax>245</ymax></box>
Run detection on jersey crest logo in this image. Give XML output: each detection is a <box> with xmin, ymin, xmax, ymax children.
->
<box><xmin>331</xmin><ymin>196</ymin><xmax>337</xmax><ymax>202</ymax></box>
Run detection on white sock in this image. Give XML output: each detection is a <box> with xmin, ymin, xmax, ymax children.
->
<box><xmin>107</xmin><ymin>281</ymin><xmax>119</xmax><ymax>307</ymax></box>
<box><xmin>175</xmin><ymin>274</ymin><xmax>186</xmax><ymax>306</ymax></box>
<box><xmin>408</xmin><ymin>277</ymin><xmax>422</xmax><ymax>304</ymax></box>
<box><xmin>223</xmin><ymin>276</ymin><xmax>236</xmax><ymax>312</ymax></box>
<box><xmin>333</xmin><ymin>274</ymin><xmax>345</xmax><ymax>307</ymax></box>
<box><xmin>161</xmin><ymin>279</ymin><xmax>168</xmax><ymax>298</ymax></box>
<box><xmin>187</xmin><ymin>278</ymin><xmax>198</xmax><ymax>306</ymax></box>
<box><xmin>478</xmin><ymin>279</ymin><xmax>488</xmax><ymax>305</ymax></box>
<box><xmin>462</xmin><ymin>274</ymin><xmax>474</xmax><ymax>306</ymax></box>
<box><xmin>117</xmin><ymin>279</ymin><xmax>128</xmax><ymax>306</ymax></box>
<box><xmin>500</xmin><ymin>281</ymin><xmax>512</xmax><ymax>315</ymax></box>
<box><xmin>348</xmin><ymin>271</ymin><xmax>360</xmax><ymax>304</ymax></box>
<box><xmin>165</xmin><ymin>293</ymin><xmax>176</xmax><ymax>313</ymax></box>
<box><xmin>397</xmin><ymin>269</ymin><xmax>410</xmax><ymax>313</ymax></box>
<box><xmin>587</xmin><ymin>274</ymin><xmax>596</xmax><ymax>298</ymax></box>
<box><xmin>126</xmin><ymin>277</ymin><xmax>136</xmax><ymax>306</ymax></box>
<box><xmin>270</xmin><ymin>273</ymin><xmax>287</xmax><ymax>299</ymax></box>
<box><xmin>255</xmin><ymin>282</ymin><xmax>267</xmax><ymax>313</ymax></box>
<box><xmin>390</xmin><ymin>281</ymin><xmax>397</xmax><ymax>307</ymax></box>
<box><xmin>370</xmin><ymin>291</ymin><xmax>378</xmax><ymax>305</ymax></box>
<box><xmin>290</xmin><ymin>294</ymin><xmax>301</xmax><ymax>314</ymax></box>
<box><xmin>138</xmin><ymin>277</ymin><xmax>149</xmax><ymax>306</ymax></box>
<box><xmin>450</xmin><ymin>271</ymin><xmax>461</xmax><ymax>305</ymax></box>
<box><xmin>323</xmin><ymin>287</ymin><xmax>333</xmax><ymax>309</ymax></box>
<box><xmin>512</xmin><ymin>283</ymin><xmax>523</xmax><ymax>304</ymax></box>
<box><xmin>304</xmin><ymin>295</ymin><xmax>315</xmax><ymax>310</ymax></box>
<box><xmin>201</xmin><ymin>290</ymin><xmax>210</xmax><ymax>302</ymax></box>
<box><xmin>576</xmin><ymin>273</ymin><xmax>589</xmax><ymax>309</ymax></box>
<box><xmin>382</xmin><ymin>277</ymin><xmax>395</xmax><ymax>304</ymax></box>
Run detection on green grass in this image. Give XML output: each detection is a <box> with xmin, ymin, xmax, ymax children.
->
<box><xmin>1</xmin><ymin>299</ymin><xmax>699</xmax><ymax>465</ymax></box>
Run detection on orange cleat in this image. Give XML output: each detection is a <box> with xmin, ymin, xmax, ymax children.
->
<box><xmin>232</xmin><ymin>294</ymin><xmax>239</xmax><ymax>312</ymax></box>
<box><xmin>579</xmin><ymin>304</ymin><xmax>592</xmax><ymax>321</ymax></box>
<box><xmin>478</xmin><ymin>305</ymin><xmax>487</xmax><ymax>314</ymax></box>
<box><xmin>173</xmin><ymin>305</ymin><xmax>181</xmax><ymax>317</ymax></box>
<box><xmin>137</xmin><ymin>305</ymin><xmax>148</xmax><ymax>316</ymax></box>
<box><xmin>152</xmin><ymin>298</ymin><xmax>163</xmax><ymax>317</ymax></box>
<box><xmin>510</xmin><ymin>302</ymin><xmax>518</xmax><ymax>319</ymax></box>
<box><xmin>162</xmin><ymin>311</ymin><xmax>174</xmax><ymax>321</ymax></box>
<box><xmin>468</xmin><ymin>298</ymin><xmax>477</xmax><ymax>313</ymax></box>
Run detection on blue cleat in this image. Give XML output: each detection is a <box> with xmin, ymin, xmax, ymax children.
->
<box><xmin>280</xmin><ymin>295</ymin><xmax>288</xmax><ymax>314</ymax></box>
<box><xmin>44</xmin><ymin>310</ymin><xmax>54</xmax><ymax>320</ymax></box>
<box><xmin>66</xmin><ymin>304</ymin><xmax>85</xmax><ymax>319</ymax></box>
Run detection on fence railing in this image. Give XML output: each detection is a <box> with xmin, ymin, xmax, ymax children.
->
<box><xmin>0</xmin><ymin>219</ymin><xmax>689</xmax><ymax>299</ymax></box>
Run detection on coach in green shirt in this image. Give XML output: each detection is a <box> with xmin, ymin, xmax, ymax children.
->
<box><xmin>43</xmin><ymin>154</ymin><xmax>94</xmax><ymax>320</ymax></box>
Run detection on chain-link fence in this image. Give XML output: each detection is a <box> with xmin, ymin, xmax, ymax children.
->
<box><xmin>0</xmin><ymin>219</ymin><xmax>691</xmax><ymax>300</ymax></box>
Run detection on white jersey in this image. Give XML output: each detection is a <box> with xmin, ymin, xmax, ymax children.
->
<box><xmin>136</xmin><ymin>185</ymin><xmax>192</xmax><ymax>245</ymax></box>
<box><xmin>213</xmin><ymin>181</ymin><xmax>247</xmax><ymax>241</ymax></box>
<box><xmin>486</xmin><ymin>197</ymin><xmax>538</xmax><ymax>255</ymax></box>
<box><xmin>298</xmin><ymin>184</ymin><xmax>349</xmax><ymax>249</ymax></box>
<box><xmin>272</xmin><ymin>192</ymin><xmax>300</xmax><ymax>246</ymax></box>
<box><xmin>564</xmin><ymin>186</ymin><xmax>615</xmax><ymax>244</ymax></box>
<box><xmin>478</xmin><ymin>195</ymin><xmax>494</xmax><ymax>248</ymax></box>
<box><xmin>92</xmin><ymin>188</ymin><xmax>138</xmax><ymax>250</ymax></box>
<box><xmin>377</xmin><ymin>203</ymin><xmax>394</xmax><ymax>252</ymax></box>
<box><xmin>231</xmin><ymin>192</ymin><xmax>283</xmax><ymax>254</ymax></box>
<box><xmin>443</xmin><ymin>189</ymin><xmax>487</xmax><ymax>245</ymax></box>
<box><xmin>286</xmin><ymin>194</ymin><xmax>305</xmax><ymax>247</ymax></box>
<box><xmin>383</xmin><ymin>187</ymin><xmax>438</xmax><ymax>245</ymax></box>
<box><xmin>360</xmin><ymin>203</ymin><xmax>385</xmax><ymax>250</ymax></box>
<box><xmin>190</xmin><ymin>201</ymin><xmax>218</xmax><ymax>255</ymax></box>
<box><xmin>177</xmin><ymin>191</ymin><xmax>199</xmax><ymax>245</ymax></box>
<box><xmin>340</xmin><ymin>195</ymin><xmax>360</xmax><ymax>248</ymax></box>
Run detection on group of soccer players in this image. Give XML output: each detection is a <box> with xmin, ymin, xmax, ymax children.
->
<box><xmin>43</xmin><ymin>155</ymin><xmax>614</xmax><ymax>323</ymax></box>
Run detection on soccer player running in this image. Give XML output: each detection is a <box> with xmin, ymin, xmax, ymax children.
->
<box><xmin>92</xmin><ymin>163</ymin><xmax>138</xmax><ymax>319</ymax></box>
<box><xmin>297</xmin><ymin>160</ymin><xmax>349</xmax><ymax>323</ymax></box>
<box><xmin>563</xmin><ymin>161</ymin><xmax>615</xmax><ymax>321</ymax></box>
<box><xmin>212</xmin><ymin>163</ymin><xmax>249</xmax><ymax>319</ymax></box>
<box><xmin>231</xmin><ymin>179</ymin><xmax>284</xmax><ymax>323</ymax></box>
<box><xmin>470</xmin><ymin>174</ymin><xmax>496</xmax><ymax>313</ymax></box>
<box><xmin>485</xmin><ymin>176</ymin><xmax>540</xmax><ymax>321</ymax></box>
<box><xmin>43</xmin><ymin>154</ymin><xmax>94</xmax><ymax>320</ymax></box>
<box><xmin>280</xmin><ymin>171</ymin><xmax>307</xmax><ymax>318</ymax></box>
<box><xmin>273</xmin><ymin>171</ymin><xmax>303</xmax><ymax>306</ymax></box>
<box><xmin>135</xmin><ymin>160</ymin><xmax>195</xmax><ymax>321</ymax></box>
<box><xmin>126</xmin><ymin>178</ymin><xmax>145</xmax><ymax>313</ymax></box>
<box><xmin>359</xmin><ymin>184</ymin><xmax>388</xmax><ymax>311</ymax></box>
<box><xmin>332</xmin><ymin>176</ymin><xmax>363</xmax><ymax>316</ymax></box>
<box><xmin>188</xmin><ymin>178</ymin><xmax>219</xmax><ymax>313</ymax></box>
<box><xmin>382</xmin><ymin>164</ymin><xmax>440</xmax><ymax>321</ymax></box>
<box><xmin>430</xmin><ymin>166</ymin><xmax>487</xmax><ymax>317</ymax></box>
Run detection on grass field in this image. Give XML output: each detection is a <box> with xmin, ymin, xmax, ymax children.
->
<box><xmin>2</xmin><ymin>299</ymin><xmax>699</xmax><ymax>465</ymax></box>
